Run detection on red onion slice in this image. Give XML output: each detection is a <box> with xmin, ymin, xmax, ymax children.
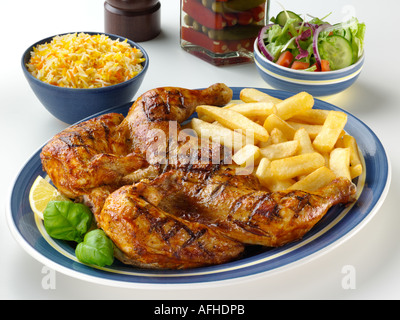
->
<box><xmin>257</xmin><ymin>24</ymin><xmax>276</xmax><ymax>61</ymax></box>
<box><xmin>312</xmin><ymin>24</ymin><xmax>332</xmax><ymax>68</ymax></box>
<box><xmin>295</xmin><ymin>29</ymin><xmax>312</xmax><ymax>60</ymax></box>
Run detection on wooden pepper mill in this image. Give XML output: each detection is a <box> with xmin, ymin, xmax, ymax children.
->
<box><xmin>104</xmin><ymin>0</ymin><xmax>161</xmax><ymax>42</ymax></box>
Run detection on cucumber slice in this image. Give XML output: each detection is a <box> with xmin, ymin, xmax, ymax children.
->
<box><xmin>330</xmin><ymin>25</ymin><xmax>352</xmax><ymax>43</ymax></box>
<box><xmin>275</xmin><ymin>11</ymin><xmax>303</xmax><ymax>27</ymax></box>
<box><xmin>318</xmin><ymin>35</ymin><xmax>354</xmax><ymax>70</ymax></box>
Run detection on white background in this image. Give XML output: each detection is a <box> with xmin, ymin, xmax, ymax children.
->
<box><xmin>1</xmin><ymin>0</ymin><xmax>399</xmax><ymax>299</ymax></box>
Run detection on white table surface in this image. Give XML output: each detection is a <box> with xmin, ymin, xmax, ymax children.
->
<box><xmin>1</xmin><ymin>0</ymin><xmax>399</xmax><ymax>300</ymax></box>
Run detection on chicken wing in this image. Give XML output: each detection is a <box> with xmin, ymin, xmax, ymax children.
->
<box><xmin>40</xmin><ymin>113</ymin><xmax>146</xmax><ymax>199</ymax></box>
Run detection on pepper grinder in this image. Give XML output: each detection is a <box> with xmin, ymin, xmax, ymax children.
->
<box><xmin>105</xmin><ymin>0</ymin><xmax>161</xmax><ymax>42</ymax></box>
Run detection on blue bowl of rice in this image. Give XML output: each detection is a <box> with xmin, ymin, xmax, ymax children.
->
<box><xmin>22</xmin><ymin>31</ymin><xmax>149</xmax><ymax>124</ymax></box>
<box><xmin>253</xmin><ymin>39</ymin><xmax>364</xmax><ymax>97</ymax></box>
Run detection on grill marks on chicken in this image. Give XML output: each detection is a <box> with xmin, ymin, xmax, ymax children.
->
<box><xmin>40</xmin><ymin>113</ymin><xmax>146</xmax><ymax>199</ymax></box>
<box><xmin>98</xmin><ymin>185</ymin><xmax>245</xmax><ymax>269</ymax></box>
<box><xmin>135</xmin><ymin>168</ymin><xmax>356</xmax><ymax>247</ymax></box>
<box><xmin>120</xmin><ymin>83</ymin><xmax>233</xmax><ymax>167</ymax></box>
<box><xmin>40</xmin><ymin>84</ymin><xmax>357</xmax><ymax>269</ymax></box>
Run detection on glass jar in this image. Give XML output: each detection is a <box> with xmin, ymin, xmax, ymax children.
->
<box><xmin>180</xmin><ymin>0</ymin><xmax>270</xmax><ymax>66</ymax></box>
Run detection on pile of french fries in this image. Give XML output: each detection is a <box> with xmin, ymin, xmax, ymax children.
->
<box><xmin>190</xmin><ymin>88</ymin><xmax>363</xmax><ymax>192</ymax></box>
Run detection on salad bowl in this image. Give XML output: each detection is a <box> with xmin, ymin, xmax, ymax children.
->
<box><xmin>253</xmin><ymin>39</ymin><xmax>365</xmax><ymax>97</ymax></box>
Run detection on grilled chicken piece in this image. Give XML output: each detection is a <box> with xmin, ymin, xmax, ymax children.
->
<box><xmin>135</xmin><ymin>168</ymin><xmax>356</xmax><ymax>247</ymax></box>
<box><xmin>40</xmin><ymin>113</ymin><xmax>146</xmax><ymax>199</ymax></box>
<box><xmin>98</xmin><ymin>185</ymin><xmax>244</xmax><ymax>269</ymax></box>
<box><xmin>40</xmin><ymin>84</ymin><xmax>232</xmax><ymax>219</ymax></box>
<box><xmin>120</xmin><ymin>83</ymin><xmax>233</xmax><ymax>167</ymax></box>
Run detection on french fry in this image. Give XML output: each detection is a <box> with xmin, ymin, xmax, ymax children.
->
<box><xmin>259</xmin><ymin>140</ymin><xmax>298</xmax><ymax>160</ymax></box>
<box><xmin>340</xmin><ymin>134</ymin><xmax>362</xmax><ymax>179</ymax></box>
<box><xmin>222</xmin><ymin>102</ymin><xmax>239</xmax><ymax>109</ymax></box>
<box><xmin>196</xmin><ymin>105</ymin><xmax>270</xmax><ymax>142</ymax></box>
<box><xmin>255</xmin><ymin>157</ymin><xmax>272</xmax><ymax>185</ymax></box>
<box><xmin>267</xmin><ymin>179</ymin><xmax>296</xmax><ymax>192</ymax></box>
<box><xmin>335</xmin><ymin>136</ymin><xmax>345</xmax><ymax>148</ymax></box>
<box><xmin>190</xmin><ymin>118</ymin><xmax>252</xmax><ymax>152</ymax></box>
<box><xmin>270</xmin><ymin>152</ymin><xmax>325</xmax><ymax>180</ymax></box>
<box><xmin>350</xmin><ymin>164</ymin><xmax>363</xmax><ymax>179</ymax></box>
<box><xmin>255</xmin><ymin>158</ymin><xmax>295</xmax><ymax>191</ymax></box>
<box><xmin>287</xmin><ymin>121</ymin><xmax>323</xmax><ymax>140</ymax></box>
<box><xmin>270</xmin><ymin>128</ymin><xmax>287</xmax><ymax>144</ymax></box>
<box><xmin>258</xmin><ymin>137</ymin><xmax>272</xmax><ymax>148</ymax></box>
<box><xmin>342</xmin><ymin>135</ymin><xmax>362</xmax><ymax>168</ymax></box>
<box><xmin>288</xmin><ymin>166</ymin><xmax>336</xmax><ymax>192</ymax></box>
<box><xmin>197</xmin><ymin>113</ymin><xmax>215</xmax><ymax>123</ymax></box>
<box><xmin>337</xmin><ymin>130</ymin><xmax>346</xmax><ymax>142</ymax></box>
<box><xmin>293</xmin><ymin>128</ymin><xmax>314</xmax><ymax>154</ymax></box>
<box><xmin>288</xmin><ymin>109</ymin><xmax>329</xmax><ymax>125</ymax></box>
<box><xmin>275</xmin><ymin>92</ymin><xmax>314</xmax><ymax>120</ymax></box>
<box><xmin>232</xmin><ymin>144</ymin><xmax>260</xmax><ymax>166</ymax></box>
<box><xmin>227</xmin><ymin>102</ymin><xmax>276</xmax><ymax>120</ymax></box>
<box><xmin>264</xmin><ymin>114</ymin><xmax>296</xmax><ymax>140</ymax></box>
<box><xmin>329</xmin><ymin>147</ymin><xmax>351</xmax><ymax>180</ymax></box>
<box><xmin>240</xmin><ymin>88</ymin><xmax>282</xmax><ymax>104</ymax></box>
<box><xmin>313</xmin><ymin>111</ymin><xmax>348</xmax><ymax>153</ymax></box>
<box><xmin>321</xmin><ymin>152</ymin><xmax>330</xmax><ymax>167</ymax></box>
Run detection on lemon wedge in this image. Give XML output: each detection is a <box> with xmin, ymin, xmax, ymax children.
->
<box><xmin>29</xmin><ymin>175</ymin><xmax>70</xmax><ymax>220</ymax></box>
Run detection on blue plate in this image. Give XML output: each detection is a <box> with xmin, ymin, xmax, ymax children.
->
<box><xmin>7</xmin><ymin>88</ymin><xmax>391</xmax><ymax>288</ymax></box>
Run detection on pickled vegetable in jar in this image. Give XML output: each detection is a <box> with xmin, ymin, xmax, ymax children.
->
<box><xmin>180</xmin><ymin>0</ymin><xmax>270</xmax><ymax>66</ymax></box>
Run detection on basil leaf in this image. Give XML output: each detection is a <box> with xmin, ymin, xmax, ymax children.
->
<box><xmin>43</xmin><ymin>201</ymin><xmax>92</xmax><ymax>243</ymax></box>
<box><xmin>75</xmin><ymin>229</ymin><xmax>114</xmax><ymax>267</ymax></box>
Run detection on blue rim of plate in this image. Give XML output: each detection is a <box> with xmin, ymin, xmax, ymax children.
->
<box><xmin>6</xmin><ymin>87</ymin><xmax>391</xmax><ymax>288</ymax></box>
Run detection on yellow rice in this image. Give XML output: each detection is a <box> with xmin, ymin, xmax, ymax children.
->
<box><xmin>26</xmin><ymin>32</ymin><xmax>145</xmax><ymax>89</ymax></box>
